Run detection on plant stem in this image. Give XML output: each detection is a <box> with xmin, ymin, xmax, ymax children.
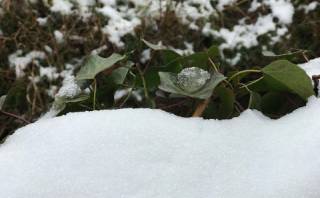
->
<box><xmin>192</xmin><ymin>98</ymin><xmax>210</xmax><ymax>117</ymax></box>
<box><xmin>0</xmin><ymin>110</ymin><xmax>30</xmax><ymax>124</ymax></box>
<box><xmin>239</xmin><ymin>76</ymin><xmax>264</xmax><ymax>88</ymax></box>
<box><xmin>228</xmin><ymin>69</ymin><xmax>261</xmax><ymax>82</ymax></box>
<box><xmin>93</xmin><ymin>79</ymin><xmax>97</xmax><ymax>110</ymax></box>
<box><xmin>137</xmin><ymin>64</ymin><xmax>150</xmax><ymax>100</ymax></box>
<box><xmin>208</xmin><ymin>57</ymin><xmax>219</xmax><ymax>72</ymax></box>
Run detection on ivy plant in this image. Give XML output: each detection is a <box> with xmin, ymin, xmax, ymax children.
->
<box><xmin>49</xmin><ymin>39</ymin><xmax>316</xmax><ymax>120</ymax></box>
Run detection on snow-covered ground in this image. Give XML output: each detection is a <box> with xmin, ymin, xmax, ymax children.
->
<box><xmin>1</xmin><ymin>97</ymin><xmax>320</xmax><ymax>197</ymax></box>
<box><xmin>1</xmin><ymin>1</ymin><xmax>320</xmax><ymax>196</ymax></box>
<box><xmin>1</xmin><ymin>57</ymin><xmax>320</xmax><ymax>197</ymax></box>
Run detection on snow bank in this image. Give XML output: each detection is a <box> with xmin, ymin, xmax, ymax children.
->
<box><xmin>1</xmin><ymin>98</ymin><xmax>320</xmax><ymax>197</ymax></box>
<box><xmin>299</xmin><ymin>57</ymin><xmax>320</xmax><ymax>77</ymax></box>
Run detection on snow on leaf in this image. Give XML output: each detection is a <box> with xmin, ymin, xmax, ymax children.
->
<box><xmin>177</xmin><ymin>67</ymin><xmax>210</xmax><ymax>92</ymax></box>
<box><xmin>159</xmin><ymin>68</ymin><xmax>226</xmax><ymax>99</ymax></box>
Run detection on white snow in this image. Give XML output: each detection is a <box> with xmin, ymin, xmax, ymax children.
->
<box><xmin>39</xmin><ymin>66</ymin><xmax>59</xmax><ymax>81</ymax></box>
<box><xmin>54</xmin><ymin>30</ymin><xmax>64</xmax><ymax>44</ymax></box>
<box><xmin>56</xmin><ymin>75</ymin><xmax>81</xmax><ymax>98</ymax></box>
<box><xmin>1</xmin><ymin>97</ymin><xmax>320</xmax><ymax>197</ymax></box>
<box><xmin>36</xmin><ymin>17</ymin><xmax>48</xmax><ymax>26</ymax></box>
<box><xmin>217</xmin><ymin>0</ymin><xmax>235</xmax><ymax>10</ymax></box>
<box><xmin>299</xmin><ymin>2</ymin><xmax>319</xmax><ymax>13</ymax></box>
<box><xmin>140</xmin><ymin>49</ymin><xmax>151</xmax><ymax>64</ymax></box>
<box><xmin>8</xmin><ymin>50</ymin><xmax>46</xmax><ymax>77</ymax></box>
<box><xmin>114</xmin><ymin>88</ymin><xmax>131</xmax><ymax>101</ymax></box>
<box><xmin>5</xmin><ymin>0</ymin><xmax>299</xmax><ymax>64</ymax></box>
<box><xmin>299</xmin><ymin>58</ymin><xmax>320</xmax><ymax>78</ymax></box>
<box><xmin>299</xmin><ymin>58</ymin><xmax>320</xmax><ymax>92</ymax></box>
<box><xmin>266</xmin><ymin>0</ymin><xmax>294</xmax><ymax>24</ymax></box>
<box><xmin>91</xmin><ymin>45</ymin><xmax>108</xmax><ymax>55</ymax></box>
<box><xmin>50</xmin><ymin>0</ymin><xmax>73</xmax><ymax>15</ymax></box>
<box><xmin>177</xmin><ymin>67</ymin><xmax>210</xmax><ymax>92</ymax></box>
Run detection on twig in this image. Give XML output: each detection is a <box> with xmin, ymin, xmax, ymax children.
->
<box><xmin>228</xmin><ymin>69</ymin><xmax>261</xmax><ymax>82</ymax></box>
<box><xmin>93</xmin><ymin>78</ymin><xmax>97</xmax><ymax>110</ymax></box>
<box><xmin>192</xmin><ymin>98</ymin><xmax>210</xmax><ymax>117</ymax></box>
<box><xmin>0</xmin><ymin>110</ymin><xmax>30</xmax><ymax>124</ymax></box>
<box><xmin>312</xmin><ymin>75</ymin><xmax>320</xmax><ymax>96</ymax></box>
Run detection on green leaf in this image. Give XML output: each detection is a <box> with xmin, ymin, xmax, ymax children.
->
<box><xmin>260</xmin><ymin>92</ymin><xmax>306</xmax><ymax>118</ymax></box>
<box><xmin>248</xmin><ymin>91</ymin><xmax>261</xmax><ymax>110</ymax></box>
<box><xmin>158</xmin><ymin>68</ymin><xmax>226</xmax><ymax>99</ymax></box>
<box><xmin>0</xmin><ymin>95</ymin><xmax>6</xmax><ymax>110</ymax></box>
<box><xmin>161</xmin><ymin>50</ymin><xmax>182</xmax><ymax>72</ymax></box>
<box><xmin>51</xmin><ymin>94</ymin><xmax>90</xmax><ymax>116</ymax></box>
<box><xmin>213</xmin><ymin>86</ymin><xmax>235</xmax><ymax>119</ymax></box>
<box><xmin>261</xmin><ymin>60</ymin><xmax>314</xmax><ymax>100</ymax></box>
<box><xmin>179</xmin><ymin>52</ymin><xmax>209</xmax><ymax>69</ymax></box>
<box><xmin>207</xmin><ymin>45</ymin><xmax>220</xmax><ymax>59</ymax></box>
<box><xmin>144</xmin><ymin>69</ymin><xmax>161</xmax><ymax>91</ymax></box>
<box><xmin>260</xmin><ymin>92</ymin><xmax>287</xmax><ymax>117</ymax></box>
<box><xmin>109</xmin><ymin>61</ymin><xmax>134</xmax><ymax>85</ymax></box>
<box><xmin>192</xmin><ymin>73</ymin><xmax>227</xmax><ymax>99</ymax></box>
<box><xmin>76</xmin><ymin>54</ymin><xmax>126</xmax><ymax>80</ymax></box>
<box><xmin>158</xmin><ymin>72</ymin><xmax>180</xmax><ymax>94</ymax></box>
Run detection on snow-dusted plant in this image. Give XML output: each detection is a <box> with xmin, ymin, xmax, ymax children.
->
<box><xmin>159</xmin><ymin>67</ymin><xmax>226</xmax><ymax>99</ymax></box>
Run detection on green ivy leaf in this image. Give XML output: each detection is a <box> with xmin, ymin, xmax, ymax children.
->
<box><xmin>158</xmin><ymin>68</ymin><xmax>226</xmax><ymax>99</ymax></box>
<box><xmin>52</xmin><ymin>94</ymin><xmax>90</xmax><ymax>116</ymax></box>
<box><xmin>261</xmin><ymin>60</ymin><xmax>314</xmax><ymax>100</ymax></box>
<box><xmin>248</xmin><ymin>91</ymin><xmax>261</xmax><ymax>110</ymax></box>
<box><xmin>260</xmin><ymin>92</ymin><xmax>287</xmax><ymax>118</ymax></box>
<box><xmin>109</xmin><ymin>61</ymin><xmax>134</xmax><ymax>85</ymax></box>
<box><xmin>207</xmin><ymin>45</ymin><xmax>220</xmax><ymax>59</ymax></box>
<box><xmin>160</xmin><ymin>50</ymin><xmax>182</xmax><ymax>72</ymax></box>
<box><xmin>212</xmin><ymin>86</ymin><xmax>235</xmax><ymax>119</ymax></box>
<box><xmin>259</xmin><ymin>92</ymin><xmax>305</xmax><ymax>118</ymax></box>
<box><xmin>180</xmin><ymin>52</ymin><xmax>209</xmax><ymax>69</ymax></box>
<box><xmin>76</xmin><ymin>54</ymin><xmax>126</xmax><ymax>80</ymax></box>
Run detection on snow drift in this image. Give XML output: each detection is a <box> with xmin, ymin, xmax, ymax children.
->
<box><xmin>1</xmin><ymin>97</ymin><xmax>320</xmax><ymax>198</ymax></box>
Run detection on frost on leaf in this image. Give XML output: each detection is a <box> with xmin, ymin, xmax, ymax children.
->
<box><xmin>177</xmin><ymin>67</ymin><xmax>210</xmax><ymax>92</ymax></box>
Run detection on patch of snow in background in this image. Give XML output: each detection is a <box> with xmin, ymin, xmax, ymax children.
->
<box><xmin>140</xmin><ymin>49</ymin><xmax>151</xmax><ymax>64</ymax></box>
<box><xmin>15</xmin><ymin>0</ymin><xmax>297</xmax><ymax>65</ymax></box>
<box><xmin>114</xmin><ymin>88</ymin><xmax>131</xmax><ymax>101</ymax></box>
<box><xmin>8</xmin><ymin>50</ymin><xmax>46</xmax><ymax>78</ymax></box>
<box><xmin>54</xmin><ymin>30</ymin><xmax>64</xmax><ymax>44</ymax></box>
<box><xmin>169</xmin><ymin>42</ymin><xmax>195</xmax><ymax>56</ymax></box>
<box><xmin>36</xmin><ymin>17</ymin><xmax>48</xmax><ymax>26</ymax></box>
<box><xmin>298</xmin><ymin>1</ymin><xmax>319</xmax><ymax>13</ymax></box>
<box><xmin>50</xmin><ymin>0</ymin><xmax>73</xmax><ymax>15</ymax></box>
<box><xmin>266</xmin><ymin>0</ymin><xmax>294</xmax><ymax>24</ymax></box>
<box><xmin>91</xmin><ymin>45</ymin><xmax>108</xmax><ymax>55</ymax></box>
<box><xmin>39</xmin><ymin>66</ymin><xmax>59</xmax><ymax>81</ymax></box>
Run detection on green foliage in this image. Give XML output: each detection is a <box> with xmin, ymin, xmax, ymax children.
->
<box><xmin>56</xmin><ymin>44</ymin><xmax>315</xmax><ymax>121</ymax></box>
<box><xmin>76</xmin><ymin>54</ymin><xmax>126</xmax><ymax>80</ymax></box>
<box><xmin>159</xmin><ymin>70</ymin><xmax>226</xmax><ymax>99</ymax></box>
<box><xmin>204</xmin><ymin>86</ymin><xmax>235</xmax><ymax>119</ymax></box>
<box><xmin>1</xmin><ymin>1</ymin><xmax>320</xmax><ymax>142</ymax></box>
<box><xmin>261</xmin><ymin>60</ymin><xmax>314</xmax><ymax>100</ymax></box>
